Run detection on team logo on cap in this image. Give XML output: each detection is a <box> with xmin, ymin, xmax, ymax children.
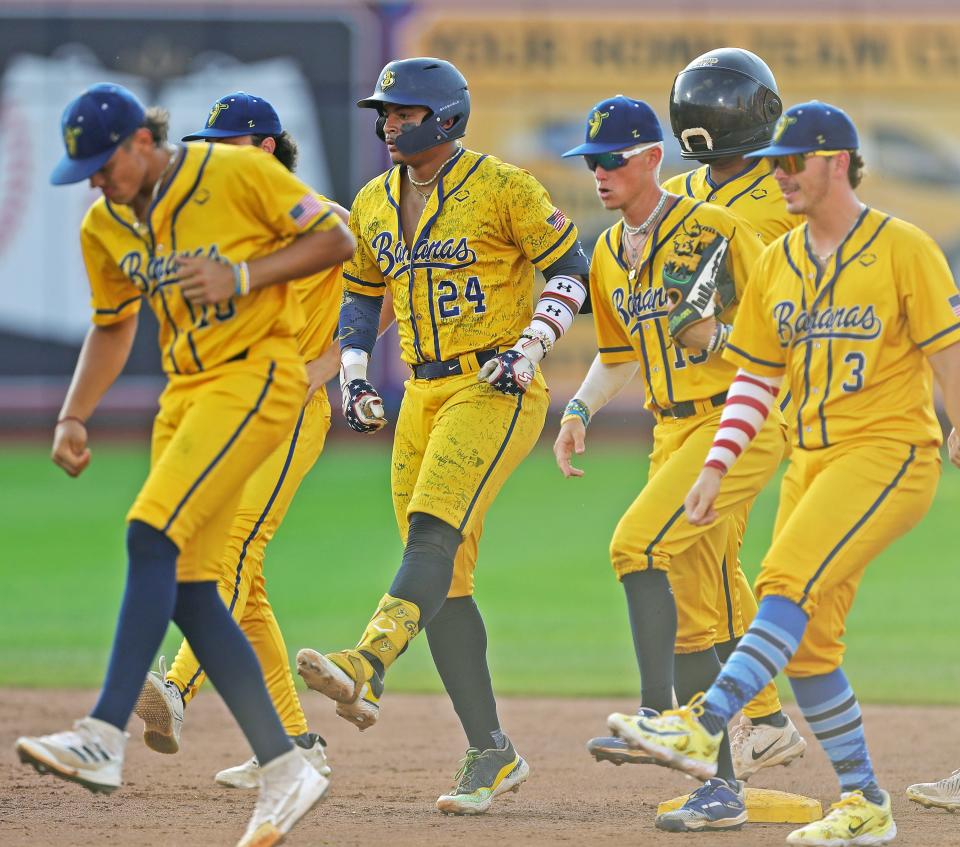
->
<box><xmin>381</xmin><ymin>70</ymin><xmax>396</xmax><ymax>90</ymax></box>
<box><xmin>588</xmin><ymin>110</ymin><xmax>609</xmax><ymax>139</ymax></box>
<box><xmin>63</xmin><ymin>125</ymin><xmax>83</xmax><ymax>157</ymax></box>
<box><xmin>772</xmin><ymin>114</ymin><xmax>797</xmax><ymax>143</ymax></box>
<box><xmin>207</xmin><ymin>101</ymin><xmax>229</xmax><ymax>128</ymax></box>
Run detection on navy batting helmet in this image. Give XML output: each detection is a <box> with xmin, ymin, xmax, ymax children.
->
<box><xmin>358</xmin><ymin>57</ymin><xmax>470</xmax><ymax>155</ymax></box>
<box><xmin>669</xmin><ymin>48</ymin><xmax>782</xmax><ymax>162</ymax></box>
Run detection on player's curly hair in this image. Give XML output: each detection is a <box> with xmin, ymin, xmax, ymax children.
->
<box><xmin>142</xmin><ymin>107</ymin><xmax>170</xmax><ymax>146</ymax></box>
<box><xmin>253</xmin><ymin>131</ymin><xmax>299</xmax><ymax>173</ymax></box>
<box><xmin>847</xmin><ymin>150</ymin><xmax>864</xmax><ymax>189</ymax></box>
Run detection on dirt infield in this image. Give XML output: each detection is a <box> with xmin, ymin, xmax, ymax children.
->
<box><xmin>2</xmin><ymin>689</ymin><xmax>958</xmax><ymax>847</ymax></box>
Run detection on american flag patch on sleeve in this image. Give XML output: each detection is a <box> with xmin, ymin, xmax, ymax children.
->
<box><xmin>546</xmin><ymin>208</ymin><xmax>567</xmax><ymax>232</ymax></box>
<box><xmin>950</xmin><ymin>293</ymin><xmax>960</xmax><ymax>318</ymax></box>
<box><xmin>289</xmin><ymin>193</ymin><xmax>325</xmax><ymax>228</ymax></box>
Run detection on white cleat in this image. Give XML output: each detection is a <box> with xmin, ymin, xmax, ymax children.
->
<box><xmin>907</xmin><ymin>768</ymin><xmax>960</xmax><ymax>812</ymax></box>
<box><xmin>236</xmin><ymin>747</ymin><xmax>328</xmax><ymax>847</ymax></box>
<box><xmin>731</xmin><ymin>714</ymin><xmax>807</xmax><ymax>781</ymax></box>
<box><xmin>15</xmin><ymin>716</ymin><xmax>126</xmax><ymax>794</ymax></box>
<box><xmin>216</xmin><ymin>733</ymin><xmax>332</xmax><ymax>790</ymax></box>
<box><xmin>134</xmin><ymin>656</ymin><xmax>184</xmax><ymax>754</ymax></box>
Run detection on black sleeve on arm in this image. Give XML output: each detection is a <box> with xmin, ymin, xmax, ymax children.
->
<box><xmin>543</xmin><ymin>240</ymin><xmax>592</xmax><ymax>314</ymax></box>
<box><xmin>543</xmin><ymin>239</ymin><xmax>590</xmax><ymax>279</ymax></box>
<box><xmin>338</xmin><ymin>291</ymin><xmax>383</xmax><ymax>355</ymax></box>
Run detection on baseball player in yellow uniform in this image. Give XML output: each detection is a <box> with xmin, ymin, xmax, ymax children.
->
<box><xmin>295</xmin><ymin>57</ymin><xmax>589</xmax><ymax>815</ymax></box>
<box><xmin>14</xmin><ymin>83</ymin><xmax>354</xmax><ymax>847</ymax></box>
<box><xmin>555</xmin><ymin>94</ymin><xmax>788</xmax><ymax>832</ymax></box>
<box><xmin>131</xmin><ymin>92</ymin><xmax>383</xmax><ymax>789</ymax></box>
<box><xmin>614</xmin><ymin>101</ymin><xmax>960</xmax><ymax>846</ymax></box>
<box><xmin>589</xmin><ymin>48</ymin><xmax>806</xmax><ymax>781</ymax></box>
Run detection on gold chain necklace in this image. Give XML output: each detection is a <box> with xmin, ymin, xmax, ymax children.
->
<box><xmin>813</xmin><ymin>204</ymin><xmax>866</xmax><ymax>263</ymax></box>
<box><xmin>406</xmin><ymin>145</ymin><xmax>462</xmax><ymax>199</ymax></box>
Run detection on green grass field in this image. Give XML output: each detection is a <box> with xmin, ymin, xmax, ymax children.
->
<box><xmin>2</xmin><ymin>438</ymin><xmax>957</xmax><ymax>703</ymax></box>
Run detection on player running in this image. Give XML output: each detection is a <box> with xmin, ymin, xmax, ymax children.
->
<box><xmin>14</xmin><ymin>83</ymin><xmax>354</xmax><ymax>847</ymax></box>
<box><xmin>555</xmin><ymin>94</ymin><xmax>788</xmax><ymax>832</ymax></box>
<box><xmin>296</xmin><ymin>57</ymin><xmax>589</xmax><ymax>815</ymax></box>
<box><xmin>613</xmin><ymin>101</ymin><xmax>960</xmax><ymax>846</ymax></box>
<box><xmin>132</xmin><ymin>91</ymin><xmax>392</xmax><ymax>789</ymax></box>
<box><xmin>587</xmin><ymin>48</ymin><xmax>806</xmax><ymax>783</ymax></box>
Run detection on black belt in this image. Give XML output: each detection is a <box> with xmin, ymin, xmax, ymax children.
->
<box><xmin>412</xmin><ymin>349</ymin><xmax>499</xmax><ymax>380</ymax></box>
<box><xmin>656</xmin><ymin>391</ymin><xmax>727</xmax><ymax>420</ymax></box>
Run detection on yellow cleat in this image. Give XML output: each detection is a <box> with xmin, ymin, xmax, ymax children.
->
<box><xmin>786</xmin><ymin>790</ymin><xmax>896</xmax><ymax>846</ymax></box>
<box><xmin>607</xmin><ymin>693</ymin><xmax>721</xmax><ymax>781</ymax></box>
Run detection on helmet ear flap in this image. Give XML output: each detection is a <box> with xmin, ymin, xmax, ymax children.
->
<box><xmin>375</xmin><ymin>112</ymin><xmax>387</xmax><ymax>142</ymax></box>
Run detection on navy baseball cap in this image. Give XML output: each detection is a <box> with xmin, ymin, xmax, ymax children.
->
<box><xmin>183</xmin><ymin>92</ymin><xmax>283</xmax><ymax>140</ymax></box>
<box><xmin>51</xmin><ymin>83</ymin><xmax>146</xmax><ymax>185</ymax></box>
<box><xmin>562</xmin><ymin>95</ymin><xmax>663</xmax><ymax>157</ymax></box>
<box><xmin>746</xmin><ymin>101</ymin><xmax>859</xmax><ymax>158</ymax></box>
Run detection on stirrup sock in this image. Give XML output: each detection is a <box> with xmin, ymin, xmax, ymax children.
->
<box><xmin>700</xmin><ymin>595</ymin><xmax>807</xmax><ymax>735</ymax></box>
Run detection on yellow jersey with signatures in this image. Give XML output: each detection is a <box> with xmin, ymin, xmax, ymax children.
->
<box><xmin>81</xmin><ymin>143</ymin><xmax>340</xmax><ymax>375</ymax></box>
<box><xmin>662</xmin><ymin>159</ymin><xmax>803</xmax><ymax>245</ymax></box>
<box><xmin>590</xmin><ymin>196</ymin><xmax>764</xmax><ymax>411</ymax></box>
<box><xmin>342</xmin><ymin>147</ymin><xmax>580</xmax><ymax>365</ymax></box>
<box><xmin>725</xmin><ymin>208</ymin><xmax>960</xmax><ymax>448</ymax></box>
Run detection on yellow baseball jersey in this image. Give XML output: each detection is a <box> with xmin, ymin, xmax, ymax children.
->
<box><xmin>81</xmin><ymin>143</ymin><xmax>340</xmax><ymax>374</ymax></box>
<box><xmin>725</xmin><ymin>208</ymin><xmax>960</xmax><ymax>449</ymax></box>
<box><xmin>343</xmin><ymin>147</ymin><xmax>579</xmax><ymax>365</ymax></box>
<box><xmin>662</xmin><ymin>159</ymin><xmax>803</xmax><ymax>244</ymax></box>
<box><xmin>591</xmin><ymin>197</ymin><xmax>763</xmax><ymax>411</ymax></box>
<box><xmin>293</xmin><ymin>263</ymin><xmax>341</xmax><ymax>362</ymax></box>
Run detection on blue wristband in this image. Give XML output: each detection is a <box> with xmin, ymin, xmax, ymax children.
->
<box><xmin>562</xmin><ymin>398</ymin><xmax>590</xmax><ymax>427</ymax></box>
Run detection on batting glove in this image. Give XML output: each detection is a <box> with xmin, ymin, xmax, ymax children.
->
<box><xmin>341</xmin><ymin>378</ymin><xmax>387</xmax><ymax>433</ymax></box>
<box><xmin>340</xmin><ymin>347</ymin><xmax>387</xmax><ymax>434</ymax></box>
<box><xmin>477</xmin><ymin>349</ymin><xmax>535</xmax><ymax>396</ymax></box>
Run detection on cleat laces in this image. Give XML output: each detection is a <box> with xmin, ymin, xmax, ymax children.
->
<box><xmin>450</xmin><ymin>749</ymin><xmax>482</xmax><ymax>793</ymax></box>
<box><xmin>658</xmin><ymin>692</ymin><xmax>707</xmax><ymax>727</ymax></box>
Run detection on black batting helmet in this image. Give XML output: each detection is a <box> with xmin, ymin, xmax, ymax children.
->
<box><xmin>358</xmin><ymin>57</ymin><xmax>470</xmax><ymax>156</ymax></box>
<box><xmin>669</xmin><ymin>48</ymin><xmax>782</xmax><ymax>162</ymax></box>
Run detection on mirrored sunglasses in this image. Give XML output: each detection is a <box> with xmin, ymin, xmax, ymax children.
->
<box><xmin>767</xmin><ymin>150</ymin><xmax>841</xmax><ymax>175</ymax></box>
<box><xmin>584</xmin><ymin>142</ymin><xmax>660</xmax><ymax>172</ymax></box>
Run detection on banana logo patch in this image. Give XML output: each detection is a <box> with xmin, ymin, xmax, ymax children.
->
<box><xmin>588</xmin><ymin>109</ymin><xmax>610</xmax><ymax>139</ymax></box>
<box><xmin>772</xmin><ymin>114</ymin><xmax>797</xmax><ymax>143</ymax></box>
<box><xmin>207</xmin><ymin>101</ymin><xmax>229</xmax><ymax>127</ymax></box>
<box><xmin>381</xmin><ymin>70</ymin><xmax>396</xmax><ymax>90</ymax></box>
<box><xmin>63</xmin><ymin>125</ymin><xmax>83</xmax><ymax>157</ymax></box>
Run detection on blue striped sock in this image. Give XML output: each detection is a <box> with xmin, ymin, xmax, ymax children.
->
<box><xmin>790</xmin><ymin>669</ymin><xmax>883</xmax><ymax>804</ymax></box>
<box><xmin>699</xmin><ymin>596</ymin><xmax>807</xmax><ymax>735</ymax></box>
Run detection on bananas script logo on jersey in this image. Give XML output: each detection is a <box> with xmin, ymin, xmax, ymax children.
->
<box><xmin>118</xmin><ymin>244</ymin><xmax>227</xmax><ymax>294</ymax></box>
<box><xmin>63</xmin><ymin>125</ymin><xmax>82</xmax><ymax>157</ymax></box>
<box><xmin>207</xmin><ymin>101</ymin><xmax>229</xmax><ymax>128</ymax></box>
<box><xmin>381</xmin><ymin>70</ymin><xmax>396</xmax><ymax>91</ymax></box>
<box><xmin>588</xmin><ymin>110</ymin><xmax>609</xmax><ymax>139</ymax></box>
<box><xmin>773</xmin><ymin>300</ymin><xmax>883</xmax><ymax>347</ymax></box>
<box><xmin>371</xmin><ymin>230</ymin><xmax>477</xmax><ymax>278</ymax></box>
<box><xmin>772</xmin><ymin>114</ymin><xmax>797</xmax><ymax>144</ymax></box>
